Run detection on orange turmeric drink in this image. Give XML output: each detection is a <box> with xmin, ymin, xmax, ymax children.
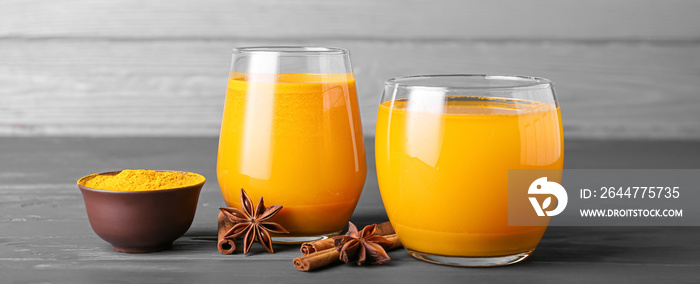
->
<box><xmin>376</xmin><ymin>96</ymin><xmax>564</xmax><ymax>259</ymax></box>
<box><xmin>217</xmin><ymin>73</ymin><xmax>366</xmax><ymax>240</ymax></box>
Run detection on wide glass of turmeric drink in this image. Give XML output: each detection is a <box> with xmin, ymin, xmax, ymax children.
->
<box><xmin>217</xmin><ymin>47</ymin><xmax>366</xmax><ymax>243</ymax></box>
<box><xmin>376</xmin><ymin>75</ymin><xmax>564</xmax><ymax>266</ymax></box>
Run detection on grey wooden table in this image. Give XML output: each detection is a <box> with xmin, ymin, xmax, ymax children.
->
<box><xmin>1</xmin><ymin>137</ymin><xmax>699</xmax><ymax>283</ymax></box>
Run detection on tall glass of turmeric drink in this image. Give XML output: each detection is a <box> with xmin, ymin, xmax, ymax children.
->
<box><xmin>376</xmin><ymin>75</ymin><xmax>564</xmax><ymax>266</ymax></box>
<box><xmin>217</xmin><ymin>47</ymin><xmax>366</xmax><ymax>243</ymax></box>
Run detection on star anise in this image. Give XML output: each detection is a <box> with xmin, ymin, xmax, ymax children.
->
<box><xmin>332</xmin><ymin>222</ymin><xmax>393</xmax><ymax>265</ymax></box>
<box><xmin>219</xmin><ymin>188</ymin><xmax>289</xmax><ymax>254</ymax></box>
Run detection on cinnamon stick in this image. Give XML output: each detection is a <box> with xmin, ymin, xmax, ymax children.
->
<box><xmin>300</xmin><ymin>239</ymin><xmax>335</xmax><ymax>256</ymax></box>
<box><xmin>293</xmin><ymin>246</ymin><xmax>341</xmax><ymax>272</ymax></box>
<box><xmin>300</xmin><ymin>221</ymin><xmax>395</xmax><ymax>255</ymax></box>
<box><xmin>374</xmin><ymin>221</ymin><xmax>396</xmax><ymax>236</ymax></box>
<box><xmin>293</xmin><ymin>234</ymin><xmax>402</xmax><ymax>272</ymax></box>
<box><xmin>217</xmin><ymin>211</ymin><xmax>236</xmax><ymax>254</ymax></box>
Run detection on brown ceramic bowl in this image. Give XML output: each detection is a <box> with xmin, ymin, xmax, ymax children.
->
<box><xmin>77</xmin><ymin>170</ymin><xmax>205</xmax><ymax>253</ymax></box>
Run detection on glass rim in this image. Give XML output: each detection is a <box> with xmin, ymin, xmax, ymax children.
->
<box><xmin>385</xmin><ymin>74</ymin><xmax>553</xmax><ymax>91</ymax></box>
<box><xmin>232</xmin><ymin>46</ymin><xmax>349</xmax><ymax>56</ymax></box>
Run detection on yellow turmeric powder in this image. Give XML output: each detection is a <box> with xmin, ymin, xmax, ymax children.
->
<box><xmin>79</xmin><ymin>169</ymin><xmax>206</xmax><ymax>191</ymax></box>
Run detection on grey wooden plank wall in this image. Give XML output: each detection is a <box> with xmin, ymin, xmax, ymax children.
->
<box><xmin>1</xmin><ymin>0</ymin><xmax>699</xmax><ymax>139</ymax></box>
